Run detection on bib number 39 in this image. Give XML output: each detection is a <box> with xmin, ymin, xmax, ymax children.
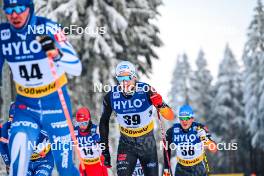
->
<box><xmin>123</xmin><ymin>114</ymin><xmax>141</xmax><ymax>125</ymax></box>
<box><xmin>19</xmin><ymin>64</ymin><xmax>43</xmax><ymax>81</ymax></box>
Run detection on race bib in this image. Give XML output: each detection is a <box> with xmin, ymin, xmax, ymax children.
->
<box><xmin>176</xmin><ymin>143</ymin><xmax>204</xmax><ymax>166</ymax></box>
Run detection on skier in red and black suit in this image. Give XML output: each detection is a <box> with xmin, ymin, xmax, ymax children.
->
<box><xmin>75</xmin><ymin>107</ymin><xmax>108</xmax><ymax>176</ymax></box>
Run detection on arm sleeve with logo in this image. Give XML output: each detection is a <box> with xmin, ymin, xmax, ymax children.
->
<box><xmin>45</xmin><ymin>21</ymin><xmax>82</xmax><ymax>76</ymax></box>
<box><xmin>197</xmin><ymin>123</ymin><xmax>217</xmax><ymax>152</ymax></box>
<box><xmin>99</xmin><ymin>92</ymin><xmax>112</xmax><ymax>151</ymax></box>
<box><xmin>197</xmin><ymin>124</ymin><xmax>214</xmax><ymax>143</ymax></box>
<box><xmin>164</xmin><ymin>127</ymin><xmax>173</xmax><ymax>170</ymax></box>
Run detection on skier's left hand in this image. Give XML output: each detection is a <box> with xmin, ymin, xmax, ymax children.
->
<box><xmin>197</xmin><ymin>128</ymin><xmax>207</xmax><ymax>141</ymax></box>
<box><xmin>39</xmin><ymin>35</ymin><xmax>62</xmax><ymax>62</ymax></box>
<box><xmin>150</xmin><ymin>93</ymin><xmax>163</xmax><ymax>108</ymax></box>
<box><xmin>92</xmin><ymin>134</ymin><xmax>100</xmax><ymax>142</ymax></box>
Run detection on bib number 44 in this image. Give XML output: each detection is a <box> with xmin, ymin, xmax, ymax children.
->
<box><xmin>19</xmin><ymin>64</ymin><xmax>43</xmax><ymax>81</ymax></box>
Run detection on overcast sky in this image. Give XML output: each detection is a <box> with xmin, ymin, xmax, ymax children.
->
<box><xmin>142</xmin><ymin>0</ymin><xmax>257</xmax><ymax>100</ymax></box>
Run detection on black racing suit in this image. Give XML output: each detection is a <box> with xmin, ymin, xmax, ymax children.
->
<box><xmin>99</xmin><ymin>85</ymin><xmax>166</xmax><ymax>176</ymax></box>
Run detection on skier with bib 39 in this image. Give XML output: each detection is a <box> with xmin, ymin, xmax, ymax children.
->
<box><xmin>163</xmin><ymin>105</ymin><xmax>217</xmax><ymax>176</ymax></box>
<box><xmin>0</xmin><ymin>0</ymin><xmax>82</xmax><ymax>175</ymax></box>
<box><xmin>99</xmin><ymin>61</ymin><xmax>174</xmax><ymax>176</ymax></box>
<box><xmin>75</xmin><ymin>107</ymin><xmax>108</xmax><ymax>176</ymax></box>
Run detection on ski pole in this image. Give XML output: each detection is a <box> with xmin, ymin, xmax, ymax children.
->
<box><xmin>46</xmin><ymin>52</ymin><xmax>86</xmax><ymax>175</ymax></box>
<box><xmin>196</xmin><ymin>126</ymin><xmax>211</xmax><ymax>175</ymax></box>
<box><xmin>157</xmin><ymin>110</ymin><xmax>173</xmax><ymax>176</ymax></box>
<box><xmin>204</xmin><ymin>152</ymin><xmax>210</xmax><ymax>175</ymax></box>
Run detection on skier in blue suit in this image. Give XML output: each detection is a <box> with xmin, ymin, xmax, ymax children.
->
<box><xmin>0</xmin><ymin>0</ymin><xmax>82</xmax><ymax>175</ymax></box>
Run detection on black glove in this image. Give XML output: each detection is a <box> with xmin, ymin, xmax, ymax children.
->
<box><xmin>39</xmin><ymin>35</ymin><xmax>56</xmax><ymax>51</ymax></box>
<box><xmin>39</xmin><ymin>35</ymin><xmax>62</xmax><ymax>62</ymax></box>
<box><xmin>102</xmin><ymin>149</ymin><xmax>112</xmax><ymax>168</ymax></box>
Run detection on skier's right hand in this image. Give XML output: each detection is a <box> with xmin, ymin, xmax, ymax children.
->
<box><xmin>150</xmin><ymin>93</ymin><xmax>163</xmax><ymax>108</ymax></box>
<box><xmin>163</xmin><ymin>169</ymin><xmax>170</xmax><ymax>176</ymax></box>
<box><xmin>102</xmin><ymin>149</ymin><xmax>112</xmax><ymax>168</ymax></box>
<box><xmin>38</xmin><ymin>35</ymin><xmax>62</xmax><ymax>61</ymax></box>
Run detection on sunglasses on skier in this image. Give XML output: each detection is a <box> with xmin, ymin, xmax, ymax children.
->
<box><xmin>116</xmin><ymin>75</ymin><xmax>133</xmax><ymax>82</ymax></box>
<box><xmin>4</xmin><ymin>5</ymin><xmax>27</xmax><ymax>15</ymax></box>
<box><xmin>77</xmin><ymin>121</ymin><xmax>89</xmax><ymax>126</ymax></box>
<box><xmin>179</xmin><ymin>116</ymin><xmax>193</xmax><ymax>121</ymax></box>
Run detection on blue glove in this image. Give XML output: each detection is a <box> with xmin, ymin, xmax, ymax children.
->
<box><xmin>92</xmin><ymin>134</ymin><xmax>100</xmax><ymax>142</ymax></box>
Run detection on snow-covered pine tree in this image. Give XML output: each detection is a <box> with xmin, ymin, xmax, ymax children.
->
<box><xmin>35</xmin><ymin>0</ymin><xmax>162</xmax><ymax>117</ymax></box>
<box><xmin>189</xmin><ymin>49</ymin><xmax>213</xmax><ymax>122</ymax></box>
<box><xmin>210</xmin><ymin>44</ymin><xmax>244</xmax><ymax>172</ymax></box>
<box><xmin>242</xmin><ymin>1</ymin><xmax>264</xmax><ymax>173</ymax></box>
<box><xmin>211</xmin><ymin>45</ymin><xmax>244</xmax><ymax>132</ymax></box>
<box><xmin>243</xmin><ymin>0</ymin><xmax>264</xmax><ymax>149</ymax></box>
<box><xmin>166</xmin><ymin>53</ymin><xmax>192</xmax><ymax>173</ymax></box>
<box><xmin>35</xmin><ymin>0</ymin><xmax>163</xmax><ymax>174</ymax></box>
<box><xmin>35</xmin><ymin>0</ymin><xmax>125</xmax><ymax>116</ymax></box>
<box><xmin>169</xmin><ymin>53</ymin><xmax>192</xmax><ymax>112</ymax></box>
<box><xmin>120</xmin><ymin>0</ymin><xmax>162</xmax><ymax>76</ymax></box>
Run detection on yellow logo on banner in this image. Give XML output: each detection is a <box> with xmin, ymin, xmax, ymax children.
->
<box><xmin>82</xmin><ymin>157</ymin><xmax>100</xmax><ymax>165</ymax></box>
<box><xmin>16</xmin><ymin>74</ymin><xmax>68</xmax><ymax>98</ymax></box>
<box><xmin>177</xmin><ymin>154</ymin><xmax>204</xmax><ymax>166</ymax></box>
<box><xmin>119</xmin><ymin>121</ymin><xmax>154</xmax><ymax>137</ymax></box>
